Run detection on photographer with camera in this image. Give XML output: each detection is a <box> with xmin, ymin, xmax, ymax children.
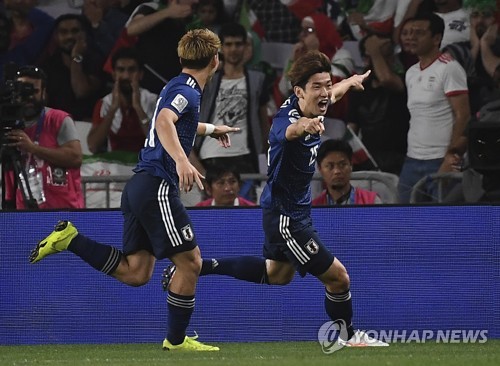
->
<box><xmin>3</xmin><ymin>66</ymin><xmax>84</xmax><ymax>209</ymax></box>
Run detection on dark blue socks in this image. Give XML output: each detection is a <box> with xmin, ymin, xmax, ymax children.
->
<box><xmin>199</xmin><ymin>256</ymin><xmax>269</xmax><ymax>284</ymax></box>
<box><xmin>68</xmin><ymin>234</ymin><xmax>122</xmax><ymax>275</ymax></box>
<box><xmin>167</xmin><ymin>291</ymin><xmax>195</xmax><ymax>345</ymax></box>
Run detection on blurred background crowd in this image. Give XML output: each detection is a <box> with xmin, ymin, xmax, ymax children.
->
<box><xmin>0</xmin><ymin>0</ymin><xmax>499</xmax><ymax>209</ymax></box>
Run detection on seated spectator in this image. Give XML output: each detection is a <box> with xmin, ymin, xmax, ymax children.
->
<box><xmin>40</xmin><ymin>14</ymin><xmax>105</xmax><ymax>121</ymax></box>
<box><xmin>313</xmin><ymin>139</ymin><xmax>382</xmax><ymax>205</ymax></box>
<box><xmin>0</xmin><ymin>0</ymin><xmax>54</xmax><ymax>81</ymax></box>
<box><xmin>4</xmin><ymin>66</ymin><xmax>84</xmax><ymax>209</ymax></box>
<box><xmin>87</xmin><ymin>47</ymin><xmax>157</xmax><ymax>154</ymax></box>
<box><xmin>196</xmin><ymin>166</ymin><xmax>257</xmax><ymax>207</ymax></box>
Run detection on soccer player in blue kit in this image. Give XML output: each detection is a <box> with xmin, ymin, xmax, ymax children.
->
<box><xmin>29</xmin><ymin>29</ymin><xmax>240</xmax><ymax>351</ymax></box>
<box><xmin>164</xmin><ymin>50</ymin><xmax>389</xmax><ymax>347</ymax></box>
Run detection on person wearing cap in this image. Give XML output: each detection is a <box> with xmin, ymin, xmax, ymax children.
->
<box><xmin>4</xmin><ymin>66</ymin><xmax>84</xmax><ymax>209</ymax></box>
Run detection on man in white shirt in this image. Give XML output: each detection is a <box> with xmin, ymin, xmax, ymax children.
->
<box><xmin>398</xmin><ymin>12</ymin><xmax>470</xmax><ymax>203</ymax></box>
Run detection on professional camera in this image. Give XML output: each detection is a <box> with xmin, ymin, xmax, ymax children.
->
<box><xmin>0</xmin><ymin>77</ymin><xmax>35</xmax><ymax>135</ymax></box>
<box><xmin>0</xmin><ymin>64</ymin><xmax>39</xmax><ymax>210</ymax></box>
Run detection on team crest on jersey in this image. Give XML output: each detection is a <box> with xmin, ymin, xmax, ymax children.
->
<box><xmin>171</xmin><ymin>94</ymin><xmax>188</xmax><ymax>113</ymax></box>
<box><xmin>305</xmin><ymin>239</ymin><xmax>319</xmax><ymax>255</ymax></box>
<box><xmin>181</xmin><ymin>224</ymin><xmax>194</xmax><ymax>241</ymax></box>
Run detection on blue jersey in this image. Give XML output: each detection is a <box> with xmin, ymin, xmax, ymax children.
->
<box><xmin>260</xmin><ymin>94</ymin><xmax>321</xmax><ymax>221</ymax></box>
<box><xmin>135</xmin><ymin>73</ymin><xmax>201</xmax><ymax>188</ymax></box>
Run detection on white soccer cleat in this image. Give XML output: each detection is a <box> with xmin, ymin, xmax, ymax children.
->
<box><xmin>338</xmin><ymin>330</ymin><xmax>389</xmax><ymax>347</ymax></box>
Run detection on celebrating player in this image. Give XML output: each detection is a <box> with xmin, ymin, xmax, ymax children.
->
<box><xmin>29</xmin><ymin>29</ymin><xmax>240</xmax><ymax>351</ymax></box>
<box><xmin>164</xmin><ymin>50</ymin><xmax>388</xmax><ymax>347</ymax></box>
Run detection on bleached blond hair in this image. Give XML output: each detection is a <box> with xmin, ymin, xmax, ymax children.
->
<box><xmin>178</xmin><ymin>28</ymin><xmax>221</xmax><ymax>70</ymax></box>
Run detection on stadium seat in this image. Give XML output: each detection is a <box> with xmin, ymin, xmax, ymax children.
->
<box><xmin>74</xmin><ymin>120</ymin><xmax>92</xmax><ymax>155</ymax></box>
<box><xmin>350</xmin><ymin>171</ymin><xmax>400</xmax><ymax>204</ymax></box>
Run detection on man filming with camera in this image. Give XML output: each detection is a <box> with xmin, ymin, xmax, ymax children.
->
<box><xmin>3</xmin><ymin>66</ymin><xmax>84</xmax><ymax>209</ymax></box>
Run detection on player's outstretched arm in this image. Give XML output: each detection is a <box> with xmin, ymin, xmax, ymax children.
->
<box><xmin>330</xmin><ymin>70</ymin><xmax>371</xmax><ymax>103</ymax></box>
<box><xmin>197</xmin><ymin>122</ymin><xmax>240</xmax><ymax>148</ymax></box>
<box><xmin>285</xmin><ymin>117</ymin><xmax>325</xmax><ymax>141</ymax></box>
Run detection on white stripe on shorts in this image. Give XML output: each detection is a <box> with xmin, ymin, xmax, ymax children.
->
<box><xmin>279</xmin><ymin>215</ymin><xmax>310</xmax><ymax>265</ymax></box>
<box><xmin>158</xmin><ymin>182</ymin><xmax>183</xmax><ymax>247</ymax></box>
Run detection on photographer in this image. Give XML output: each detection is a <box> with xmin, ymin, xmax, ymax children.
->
<box><xmin>4</xmin><ymin>66</ymin><xmax>84</xmax><ymax>209</ymax></box>
<box><xmin>87</xmin><ymin>47</ymin><xmax>157</xmax><ymax>154</ymax></box>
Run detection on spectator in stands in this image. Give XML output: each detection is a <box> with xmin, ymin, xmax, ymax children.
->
<box><xmin>196</xmin><ymin>165</ymin><xmax>257</xmax><ymax>206</ymax></box>
<box><xmin>194</xmin><ymin>23</ymin><xmax>270</xmax><ymax>179</ymax></box>
<box><xmin>125</xmin><ymin>0</ymin><xmax>196</xmax><ymax>93</ymax></box>
<box><xmin>279</xmin><ymin>12</ymin><xmax>343</xmax><ymax>98</ymax></box>
<box><xmin>442</xmin><ymin>0</ymin><xmax>499</xmax><ymax>114</ymax></box>
<box><xmin>398</xmin><ymin>13</ymin><xmax>470</xmax><ymax>203</ymax></box>
<box><xmin>434</xmin><ymin>0</ymin><xmax>471</xmax><ymax>48</ymax></box>
<box><xmin>4</xmin><ymin>66</ymin><xmax>84</xmax><ymax>209</ymax></box>
<box><xmin>82</xmin><ymin>0</ymin><xmax>129</xmax><ymax>59</ymax></box>
<box><xmin>240</xmin><ymin>0</ymin><xmax>301</xmax><ymax>43</ymax></box>
<box><xmin>398</xmin><ymin>17</ymin><xmax>419</xmax><ymax>70</ymax></box>
<box><xmin>342</xmin><ymin>0</ymin><xmax>398</xmax><ymax>40</ymax></box>
<box><xmin>87</xmin><ymin>47</ymin><xmax>157</xmax><ymax>154</ymax></box>
<box><xmin>401</xmin><ymin>0</ymin><xmax>470</xmax><ymax>49</ymax></box>
<box><xmin>393</xmin><ymin>0</ymin><xmax>436</xmax><ymax>44</ymax></box>
<box><xmin>313</xmin><ymin>139</ymin><xmax>382</xmax><ymax>205</ymax></box>
<box><xmin>41</xmin><ymin>14</ymin><xmax>105</xmax><ymax>121</ymax></box>
<box><xmin>0</xmin><ymin>0</ymin><xmax>54</xmax><ymax>81</ymax></box>
<box><xmin>347</xmin><ymin>34</ymin><xmax>410</xmax><ymax>175</ymax></box>
<box><xmin>187</xmin><ymin>0</ymin><xmax>227</xmax><ymax>34</ymax></box>
<box><xmin>480</xmin><ymin>23</ymin><xmax>500</xmax><ymax>85</ymax></box>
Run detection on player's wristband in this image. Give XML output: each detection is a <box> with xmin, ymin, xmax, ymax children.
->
<box><xmin>204</xmin><ymin>123</ymin><xmax>215</xmax><ymax>136</ymax></box>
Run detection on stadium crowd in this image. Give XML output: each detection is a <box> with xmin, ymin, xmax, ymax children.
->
<box><xmin>1</xmin><ymin>0</ymin><xmax>499</xmax><ymax>209</ymax></box>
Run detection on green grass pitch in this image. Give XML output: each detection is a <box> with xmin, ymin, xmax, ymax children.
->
<box><xmin>1</xmin><ymin>341</ymin><xmax>499</xmax><ymax>366</ymax></box>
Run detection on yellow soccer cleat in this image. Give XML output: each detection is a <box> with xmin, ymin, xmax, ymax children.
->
<box><xmin>29</xmin><ymin>220</ymin><xmax>78</xmax><ymax>264</ymax></box>
<box><xmin>162</xmin><ymin>334</ymin><xmax>220</xmax><ymax>351</ymax></box>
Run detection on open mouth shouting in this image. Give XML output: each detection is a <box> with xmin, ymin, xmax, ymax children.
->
<box><xmin>318</xmin><ymin>99</ymin><xmax>330</xmax><ymax>114</ymax></box>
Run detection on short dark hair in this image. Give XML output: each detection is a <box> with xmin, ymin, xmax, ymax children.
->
<box><xmin>219</xmin><ymin>22</ymin><xmax>247</xmax><ymax>44</ymax></box>
<box><xmin>413</xmin><ymin>12</ymin><xmax>445</xmax><ymax>39</ymax></box>
<box><xmin>288</xmin><ymin>50</ymin><xmax>332</xmax><ymax>89</ymax></box>
<box><xmin>16</xmin><ymin>65</ymin><xmax>47</xmax><ymax>89</ymax></box>
<box><xmin>54</xmin><ymin>13</ymin><xmax>92</xmax><ymax>36</ymax></box>
<box><xmin>53</xmin><ymin>14</ymin><xmax>94</xmax><ymax>48</ymax></box>
<box><xmin>317</xmin><ymin>139</ymin><xmax>353</xmax><ymax>165</ymax></box>
<box><xmin>205</xmin><ymin>165</ymin><xmax>241</xmax><ymax>186</ymax></box>
<box><xmin>111</xmin><ymin>47</ymin><xmax>143</xmax><ymax>70</ymax></box>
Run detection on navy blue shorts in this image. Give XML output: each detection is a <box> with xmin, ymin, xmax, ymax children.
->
<box><xmin>121</xmin><ymin>172</ymin><xmax>198</xmax><ymax>259</ymax></box>
<box><xmin>262</xmin><ymin>208</ymin><xmax>335</xmax><ymax>277</ymax></box>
